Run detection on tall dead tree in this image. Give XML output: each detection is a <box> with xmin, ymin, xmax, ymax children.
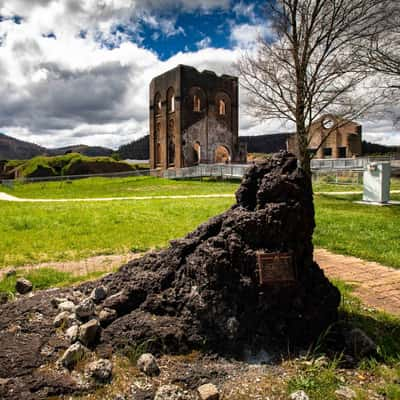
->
<box><xmin>238</xmin><ymin>0</ymin><xmax>388</xmax><ymax>174</ymax></box>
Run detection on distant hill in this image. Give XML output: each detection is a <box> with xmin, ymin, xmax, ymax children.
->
<box><xmin>116</xmin><ymin>133</ymin><xmax>293</xmax><ymax>160</ymax></box>
<box><xmin>118</xmin><ymin>135</ymin><xmax>149</xmax><ymax>160</ymax></box>
<box><xmin>0</xmin><ymin>133</ymin><xmax>114</xmax><ymax>160</ymax></box>
<box><xmin>362</xmin><ymin>140</ymin><xmax>400</xmax><ymax>155</ymax></box>
<box><xmin>47</xmin><ymin>145</ymin><xmax>113</xmax><ymax>157</ymax></box>
<box><xmin>0</xmin><ymin>132</ymin><xmax>46</xmax><ymax>160</ymax></box>
<box><xmin>240</xmin><ymin>133</ymin><xmax>292</xmax><ymax>154</ymax></box>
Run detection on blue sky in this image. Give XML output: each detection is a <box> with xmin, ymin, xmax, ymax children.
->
<box><xmin>0</xmin><ymin>0</ymin><xmax>398</xmax><ymax>149</ymax></box>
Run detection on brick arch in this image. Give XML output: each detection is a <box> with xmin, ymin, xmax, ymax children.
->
<box><xmin>213</xmin><ymin>143</ymin><xmax>231</xmax><ymax>164</ymax></box>
<box><xmin>188</xmin><ymin>86</ymin><xmax>207</xmax><ymax>113</ymax></box>
<box><xmin>215</xmin><ymin>91</ymin><xmax>232</xmax><ymax>128</ymax></box>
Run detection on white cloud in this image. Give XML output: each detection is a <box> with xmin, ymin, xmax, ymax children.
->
<box><xmin>230</xmin><ymin>23</ymin><xmax>273</xmax><ymax>48</ymax></box>
<box><xmin>0</xmin><ymin>0</ymin><xmax>398</xmax><ymax>150</ymax></box>
<box><xmin>196</xmin><ymin>36</ymin><xmax>212</xmax><ymax>49</ymax></box>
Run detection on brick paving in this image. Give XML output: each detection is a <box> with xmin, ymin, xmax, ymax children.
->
<box><xmin>316</xmin><ymin>248</ymin><xmax>400</xmax><ymax>316</ymax></box>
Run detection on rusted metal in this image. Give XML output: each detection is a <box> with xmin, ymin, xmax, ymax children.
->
<box><xmin>257</xmin><ymin>251</ymin><xmax>296</xmax><ymax>285</ymax></box>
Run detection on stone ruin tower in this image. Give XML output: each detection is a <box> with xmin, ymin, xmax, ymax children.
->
<box><xmin>149</xmin><ymin>64</ymin><xmax>247</xmax><ymax>170</ymax></box>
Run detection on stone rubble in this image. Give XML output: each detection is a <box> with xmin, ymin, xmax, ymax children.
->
<box><xmin>75</xmin><ymin>297</ymin><xmax>96</xmax><ymax>319</ymax></box>
<box><xmin>85</xmin><ymin>358</ymin><xmax>113</xmax><ymax>382</ymax></box>
<box><xmin>59</xmin><ymin>342</ymin><xmax>88</xmax><ymax>369</ymax></box>
<box><xmin>15</xmin><ymin>278</ymin><xmax>32</xmax><ymax>294</ymax></box>
<box><xmin>78</xmin><ymin>319</ymin><xmax>100</xmax><ymax>347</ymax></box>
<box><xmin>197</xmin><ymin>383</ymin><xmax>219</xmax><ymax>400</ymax></box>
<box><xmin>137</xmin><ymin>353</ymin><xmax>160</xmax><ymax>377</ymax></box>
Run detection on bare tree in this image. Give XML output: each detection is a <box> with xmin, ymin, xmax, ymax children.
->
<box><xmin>357</xmin><ymin>2</ymin><xmax>400</xmax><ymax>124</ymax></box>
<box><xmin>238</xmin><ymin>0</ymin><xmax>388</xmax><ymax>174</ymax></box>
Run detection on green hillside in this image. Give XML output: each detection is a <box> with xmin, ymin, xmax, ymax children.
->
<box><xmin>3</xmin><ymin>153</ymin><xmax>146</xmax><ymax>178</ymax></box>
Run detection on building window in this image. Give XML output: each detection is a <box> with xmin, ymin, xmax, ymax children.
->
<box><xmin>219</xmin><ymin>99</ymin><xmax>226</xmax><ymax>115</ymax></box>
<box><xmin>323</xmin><ymin>147</ymin><xmax>332</xmax><ymax>158</ymax></box>
<box><xmin>155</xmin><ymin>93</ymin><xmax>162</xmax><ymax>115</ymax></box>
<box><xmin>193</xmin><ymin>95</ymin><xmax>201</xmax><ymax>112</ymax></box>
<box><xmin>167</xmin><ymin>87</ymin><xmax>175</xmax><ymax>113</ymax></box>
<box><xmin>338</xmin><ymin>147</ymin><xmax>346</xmax><ymax>158</ymax></box>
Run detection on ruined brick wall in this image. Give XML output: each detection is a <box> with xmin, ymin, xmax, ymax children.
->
<box><xmin>149</xmin><ymin>65</ymin><xmax>246</xmax><ymax>169</ymax></box>
<box><xmin>286</xmin><ymin>115</ymin><xmax>362</xmax><ymax>159</ymax></box>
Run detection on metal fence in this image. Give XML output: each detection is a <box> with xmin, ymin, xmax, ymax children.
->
<box><xmin>162</xmin><ymin>164</ymin><xmax>249</xmax><ymax>179</ymax></box>
<box><xmin>1</xmin><ymin>156</ymin><xmax>397</xmax><ymax>188</ymax></box>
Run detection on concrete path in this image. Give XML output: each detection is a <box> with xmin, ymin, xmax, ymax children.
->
<box><xmin>316</xmin><ymin>248</ymin><xmax>400</xmax><ymax>316</ymax></box>
<box><xmin>0</xmin><ymin>192</ymin><xmax>234</xmax><ymax>202</ymax></box>
<box><xmin>1</xmin><ymin>190</ymin><xmax>400</xmax><ymax>202</ymax></box>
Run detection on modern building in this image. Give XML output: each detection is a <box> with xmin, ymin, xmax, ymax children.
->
<box><xmin>149</xmin><ymin>65</ymin><xmax>247</xmax><ymax>170</ymax></box>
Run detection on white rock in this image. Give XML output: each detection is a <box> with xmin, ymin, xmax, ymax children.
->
<box><xmin>58</xmin><ymin>301</ymin><xmax>76</xmax><ymax>313</ymax></box>
<box><xmin>59</xmin><ymin>342</ymin><xmax>88</xmax><ymax>369</ymax></box>
<box><xmin>137</xmin><ymin>353</ymin><xmax>160</xmax><ymax>376</ymax></box>
<box><xmin>85</xmin><ymin>358</ymin><xmax>112</xmax><ymax>382</ymax></box>
<box><xmin>65</xmin><ymin>325</ymin><xmax>79</xmax><ymax>343</ymax></box>
<box><xmin>197</xmin><ymin>383</ymin><xmax>219</xmax><ymax>400</ymax></box>
<box><xmin>53</xmin><ymin>311</ymin><xmax>70</xmax><ymax>328</ymax></box>
<box><xmin>75</xmin><ymin>298</ymin><xmax>95</xmax><ymax>319</ymax></box>
<box><xmin>50</xmin><ymin>297</ymin><xmax>69</xmax><ymax>308</ymax></box>
<box><xmin>289</xmin><ymin>390</ymin><xmax>309</xmax><ymax>400</ymax></box>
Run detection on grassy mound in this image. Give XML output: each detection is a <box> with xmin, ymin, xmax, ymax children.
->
<box><xmin>6</xmin><ymin>153</ymin><xmax>146</xmax><ymax>178</ymax></box>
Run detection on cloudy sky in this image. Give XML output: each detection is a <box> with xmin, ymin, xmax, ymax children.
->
<box><xmin>0</xmin><ymin>0</ymin><xmax>399</xmax><ymax>149</ymax></box>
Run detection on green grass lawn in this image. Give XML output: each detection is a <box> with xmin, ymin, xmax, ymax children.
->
<box><xmin>2</xmin><ymin>175</ymin><xmax>399</xmax><ymax>199</ymax></box>
<box><xmin>1</xmin><ymin>176</ymin><xmax>399</xmax><ymax>269</ymax></box>
<box><xmin>0</xmin><ymin>197</ymin><xmax>234</xmax><ymax>267</ymax></box>
<box><xmin>1</xmin><ymin>176</ymin><xmax>240</xmax><ymax>199</ymax></box>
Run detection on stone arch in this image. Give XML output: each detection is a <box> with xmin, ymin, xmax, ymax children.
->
<box><xmin>214</xmin><ymin>144</ymin><xmax>231</xmax><ymax>164</ymax></box>
<box><xmin>193</xmin><ymin>141</ymin><xmax>201</xmax><ymax>164</ymax></box>
<box><xmin>167</xmin><ymin>118</ymin><xmax>175</xmax><ymax>166</ymax></box>
<box><xmin>215</xmin><ymin>91</ymin><xmax>231</xmax><ymax>127</ymax></box>
<box><xmin>188</xmin><ymin>86</ymin><xmax>206</xmax><ymax>113</ymax></box>
<box><xmin>154</xmin><ymin>92</ymin><xmax>162</xmax><ymax>115</ymax></box>
<box><xmin>154</xmin><ymin>91</ymin><xmax>162</xmax><ymax>167</ymax></box>
<box><xmin>167</xmin><ymin>87</ymin><xmax>175</xmax><ymax>113</ymax></box>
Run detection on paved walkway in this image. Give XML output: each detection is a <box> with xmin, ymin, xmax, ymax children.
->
<box><xmin>315</xmin><ymin>248</ymin><xmax>400</xmax><ymax>316</ymax></box>
<box><xmin>1</xmin><ymin>190</ymin><xmax>400</xmax><ymax>202</ymax></box>
<box><xmin>0</xmin><ymin>192</ymin><xmax>234</xmax><ymax>202</ymax></box>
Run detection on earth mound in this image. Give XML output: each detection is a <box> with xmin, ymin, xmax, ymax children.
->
<box><xmin>0</xmin><ymin>151</ymin><xmax>340</xmax><ymax>399</ymax></box>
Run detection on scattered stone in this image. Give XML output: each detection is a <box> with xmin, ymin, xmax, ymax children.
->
<box><xmin>15</xmin><ymin>278</ymin><xmax>32</xmax><ymax>294</ymax></box>
<box><xmin>197</xmin><ymin>383</ymin><xmax>219</xmax><ymax>400</ymax></box>
<box><xmin>5</xmin><ymin>269</ymin><xmax>16</xmax><ymax>278</ymax></box>
<box><xmin>59</xmin><ymin>342</ymin><xmax>88</xmax><ymax>369</ymax></box>
<box><xmin>113</xmin><ymin>395</ymin><xmax>126</xmax><ymax>400</ymax></box>
<box><xmin>345</xmin><ymin>328</ymin><xmax>377</xmax><ymax>358</ymax></box>
<box><xmin>154</xmin><ymin>384</ymin><xmax>192</xmax><ymax>400</ymax></box>
<box><xmin>137</xmin><ymin>353</ymin><xmax>160</xmax><ymax>377</ymax></box>
<box><xmin>73</xmin><ymin>290</ymin><xmax>84</xmax><ymax>299</ymax></box>
<box><xmin>58</xmin><ymin>300</ymin><xmax>76</xmax><ymax>313</ymax></box>
<box><xmin>335</xmin><ymin>386</ymin><xmax>357</xmax><ymax>399</ymax></box>
<box><xmin>79</xmin><ymin>319</ymin><xmax>100</xmax><ymax>346</ymax></box>
<box><xmin>0</xmin><ymin>292</ymin><xmax>8</xmax><ymax>305</ymax></box>
<box><xmin>99</xmin><ymin>308</ymin><xmax>117</xmax><ymax>325</ymax></box>
<box><xmin>53</xmin><ymin>311</ymin><xmax>71</xmax><ymax>328</ymax></box>
<box><xmin>50</xmin><ymin>297</ymin><xmax>69</xmax><ymax>308</ymax></box>
<box><xmin>85</xmin><ymin>358</ymin><xmax>112</xmax><ymax>382</ymax></box>
<box><xmin>103</xmin><ymin>290</ymin><xmax>127</xmax><ymax>310</ymax></box>
<box><xmin>91</xmin><ymin>286</ymin><xmax>108</xmax><ymax>303</ymax></box>
<box><xmin>65</xmin><ymin>325</ymin><xmax>79</xmax><ymax>343</ymax></box>
<box><xmin>289</xmin><ymin>391</ymin><xmax>309</xmax><ymax>400</ymax></box>
<box><xmin>75</xmin><ymin>298</ymin><xmax>96</xmax><ymax>319</ymax></box>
